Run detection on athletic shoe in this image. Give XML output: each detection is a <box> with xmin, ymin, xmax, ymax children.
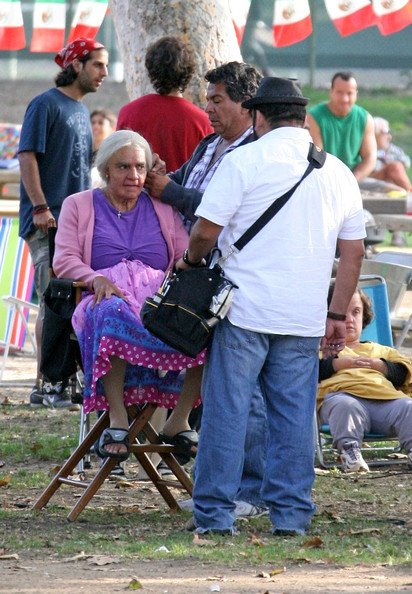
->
<box><xmin>42</xmin><ymin>380</ymin><xmax>67</xmax><ymax>396</ymax></box>
<box><xmin>272</xmin><ymin>528</ymin><xmax>302</xmax><ymax>537</ymax></box>
<box><xmin>178</xmin><ymin>498</ymin><xmax>268</xmax><ymax>518</ymax></box>
<box><xmin>42</xmin><ymin>380</ymin><xmax>79</xmax><ymax>409</ymax></box>
<box><xmin>340</xmin><ymin>441</ymin><xmax>370</xmax><ymax>473</ymax></box>
<box><xmin>29</xmin><ymin>385</ymin><xmax>44</xmax><ymax>408</ymax></box>
<box><xmin>407</xmin><ymin>449</ymin><xmax>412</xmax><ymax>469</ymax></box>
<box><xmin>233</xmin><ymin>500</ymin><xmax>268</xmax><ymax>518</ymax></box>
<box><xmin>157</xmin><ymin>460</ymin><xmax>179</xmax><ymax>480</ymax></box>
<box><xmin>184</xmin><ymin>516</ymin><xmax>234</xmax><ymax>534</ymax></box>
<box><xmin>43</xmin><ymin>393</ymin><xmax>80</xmax><ymax>409</ymax></box>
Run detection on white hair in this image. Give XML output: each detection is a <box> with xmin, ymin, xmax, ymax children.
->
<box><xmin>373</xmin><ymin>116</ymin><xmax>389</xmax><ymax>134</ymax></box>
<box><xmin>95</xmin><ymin>129</ymin><xmax>153</xmax><ymax>181</ymax></box>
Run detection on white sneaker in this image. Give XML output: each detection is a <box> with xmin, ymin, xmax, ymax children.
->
<box><xmin>340</xmin><ymin>441</ymin><xmax>369</xmax><ymax>472</ymax></box>
<box><xmin>178</xmin><ymin>498</ymin><xmax>268</xmax><ymax>518</ymax></box>
<box><xmin>407</xmin><ymin>449</ymin><xmax>412</xmax><ymax>468</ymax></box>
<box><xmin>233</xmin><ymin>500</ymin><xmax>268</xmax><ymax>518</ymax></box>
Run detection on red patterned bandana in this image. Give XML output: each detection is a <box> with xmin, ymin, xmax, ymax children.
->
<box><xmin>54</xmin><ymin>38</ymin><xmax>105</xmax><ymax>69</ymax></box>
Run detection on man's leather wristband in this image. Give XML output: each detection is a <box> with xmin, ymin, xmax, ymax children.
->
<box><xmin>182</xmin><ymin>249</ymin><xmax>203</xmax><ymax>267</ymax></box>
<box><xmin>327</xmin><ymin>311</ymin><xmax>347</xmax><ymax>321</ymax></box>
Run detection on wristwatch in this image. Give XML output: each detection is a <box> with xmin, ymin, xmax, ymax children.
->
<box><xmin>182</xmin><ymin>249</ymin><xmax>203</xmax><ymax>267</ymax></box>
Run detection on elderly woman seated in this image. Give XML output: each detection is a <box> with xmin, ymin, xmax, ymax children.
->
<box><xmin>318</xmin><ymin>287</ymin><xmax>412</xmax><ymax>472</ymax></box>
<box><xmin>53</xmin><ymin>130</ymin><xmax>204</xmax><ymax>461</ymax></box>
<box><xmin>369</xmin><ymin>117</ymin><xmax>411</xmax><ymax>192</ymax></box>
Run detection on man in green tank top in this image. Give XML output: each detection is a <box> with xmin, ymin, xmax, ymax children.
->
<box><xmin>307</xmin><ymin>72</ymin><xmax>376</xmax><ymax>182</ymax></box>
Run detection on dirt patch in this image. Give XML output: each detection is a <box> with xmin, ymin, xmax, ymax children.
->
<box><xmin>2</xmin><ymin>557</ymin><xmax>412</xmax><ymax>594</ymax></box>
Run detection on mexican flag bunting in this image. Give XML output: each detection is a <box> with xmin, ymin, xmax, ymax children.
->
<box><xmin>67</xmin><ymin>0</ymin><xmax>108</xmax><ymax>44</ymax></box>
<box><xmin>0</xmin><ymin>0</ymin><xmax>26</xmax><ymax>50</ymax></box>
<box><xmin>372</xmin><ymin>0</ymin><xmax>412</xmax><ymax>34</ymax></box>
<box><xmin>325</xmin><ymin>0</ymin><xmax>377</xmax><ymax>36</ymax></box>
<box><xmin>30</xmin><ymin>0</ymin><xmax>66</xmax><ymax>52</ymax></box>
<box><xmin>228</xmin><ymin>0</ymin><xmax>251</xmax><ymax>45</ymax></box>
<box><xmin>273</xmin><ymin>0</ymin><xmax>312</xmax><ymax>47</ymax></box>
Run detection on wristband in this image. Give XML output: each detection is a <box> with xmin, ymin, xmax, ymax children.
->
<box><xmin>327</xmin><ymin>311</ymin><xmax>347</xmax><ymax>321</ymax></box>
<box><xmin>32</xmin><ymin>204</ymin><xmax>50</xmax><ymax>215</ymax></box>
<box><xmin>182</xmin><ymin>249</ymin><xmax>203</xmax><ymax>267</ymax></box>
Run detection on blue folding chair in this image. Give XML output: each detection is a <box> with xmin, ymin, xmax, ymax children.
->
<box><xmin>315</xmin><ymin>275</ymin><xmax>407</xmax><ymax>468</ymax></box>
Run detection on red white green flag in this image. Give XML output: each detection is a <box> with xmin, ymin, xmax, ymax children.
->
<box><xmin>30</xmin><ymin>0</ymin><xmax>66</xmax><ymax>52</ymax></box>
<box><xmin>0</xmin><ymin>0</ymin><xmax>26</xmax><ymax>50</ymax></box>
<box><xmin>67</xmin><ymin>0</ymin><xmax>108</xmax><ymax>44</ymax></box>
<box><xmin>372</xmin><ymin>0</ymin><xmax>412</xmax><ymax>34</ymax></box>
<box><xmin>273</xmin><ymin>0</ymin><xmax>312</xmax><ymax>47</ymax></box>
<box><xmin>228</xmin><ymin>0</ymin><xmax>251</xmax><ymax>45</ymax></box>
<box><xmin>325</xmin><ymin>0</ymin><xmax>377</xmax><ymax>36</ymax></box>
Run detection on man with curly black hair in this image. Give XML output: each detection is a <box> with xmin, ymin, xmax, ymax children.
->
<box><xmin>145</xmin><ymin>61</ymin><xmax>262</xmax><ymax>225</ymax></box>
<box><xmin>117</xmin><ymin>36</ymin><xmax>212</xmax><ymax>172</ymax></box>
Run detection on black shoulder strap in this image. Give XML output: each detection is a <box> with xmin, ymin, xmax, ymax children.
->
<box><xmin>233</xmin><ymin>143</ymin><xmax>326</xmax><ymax>252</ymax></box>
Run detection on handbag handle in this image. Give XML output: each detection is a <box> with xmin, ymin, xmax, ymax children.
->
<box><xmin>233</xmin><ymin>143</ymin><xmax>326</xmax><ymax>252</ymax></box>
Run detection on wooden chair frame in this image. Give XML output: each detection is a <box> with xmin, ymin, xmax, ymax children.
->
<box><xmin>33</xmin><ymin>403</ymin><xmax>192</xmax><ymax>522</ymax></box>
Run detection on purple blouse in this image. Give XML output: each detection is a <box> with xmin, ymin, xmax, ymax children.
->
<box><xmin>90</xmin><ymin>188</ymin><xmax>169</xmax><ymax>271</ymax></box>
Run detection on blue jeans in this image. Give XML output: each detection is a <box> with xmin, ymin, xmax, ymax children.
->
<box><xmin>236</xmin><ymin>384</ymin><xmax>268</xmax><ymax>507</ymax></box>
<box><xmin>193</xmin><ymin>318</ymin><xmax>319</xmax><ymax>534</ymax></box>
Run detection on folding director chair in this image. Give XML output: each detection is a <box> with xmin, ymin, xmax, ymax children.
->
<box><xmin>0</xmin><ymin>217</ymin><xmax>38</xmax><ymax>385</ymax></box>
<box><xmin>315</xmin><ymin>274</ymin><xmax>408</xmax><ymax>469</ymax></box>
<box><xmin>33</xmin><ymin>403</ymin><xmax>193</xmax><ymax>521</ymax></box>
<box><xmin>33</xmin><ymin>229</ymin><xmax>193</xmax><ymax>520</ymax></box>
<box><xmin>361</xmin><ymin>257</ymin><xmax>412</xmax><ymax>348</ymax></box>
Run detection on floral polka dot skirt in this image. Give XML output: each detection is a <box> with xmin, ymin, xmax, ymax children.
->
<box><xmin>72</xmin><ymin>260</ymin><xmax>204</xmax><ymax>414</ymax></box>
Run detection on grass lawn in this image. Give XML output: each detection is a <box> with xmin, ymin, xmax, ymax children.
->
<box><xmin>0</xmin><ymin>402</ymin><xmax>411</xmax><ymax>568</ymax></box>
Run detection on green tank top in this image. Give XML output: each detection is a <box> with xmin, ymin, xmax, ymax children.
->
<box><xmin>309</xmin><ymin>102</ymin><xmax>368</xmax><ymax>171</ymax></box>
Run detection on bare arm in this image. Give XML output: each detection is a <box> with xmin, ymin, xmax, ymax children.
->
<box><xmin>18</xmin><ymin>151</ymin><xmax>56</xmax><ymax>234</ymax></box>
<box><xmin>306</xmin><ymin>114</ymin><xmax>324</xmax><ymax>148</ymax></box>
<box><xmin>18</xmin><ymin>151</ymin><xmax>46</xmax><ymax>206</ymax></box>
<box><xmin>352</xmin><ymin>113</ymin><xmax>377</xmax><ymax>181</ymax></box>
<box><xmin>321</xmin><ymin>238</ymin><xmax>364</xmax><ymax>356</ymax></box>
<box><xmin>330</xmin><ymin>238</ymin><xmax>364</xmax><ymax>314</ymax></box>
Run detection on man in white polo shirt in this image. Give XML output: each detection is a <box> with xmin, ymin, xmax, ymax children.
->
<box><xmin>177</xmin><ymin>77</ymin><xmax>366</xmax><ymax>536</ymax></box>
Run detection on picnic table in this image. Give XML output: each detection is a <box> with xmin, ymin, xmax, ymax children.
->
<box><xmin>0</xmin><ymin>168</ymin><xmax>20</xmax><ymax>200</ymax></box>
<box><xmin>0</xmin><ymin>199</ymin><xmax>19</xmax><ymax>217</ymax></box>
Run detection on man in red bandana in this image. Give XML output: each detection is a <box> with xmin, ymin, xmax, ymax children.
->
<box><xmin>18</xmin><ymin>38</ymin><xmax>109</xmax><ymax>409</ymax></box>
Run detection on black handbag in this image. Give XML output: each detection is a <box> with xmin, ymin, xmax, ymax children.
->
<box><xmin>140</xmin><ymin>144</ymin><xmax>326</xmax><ymax>358</ymax></box>
<box><xmin>40</xmin><ymin>278</ymin><xmax>81</xmax><ymax>383</ymax></box>
<box><xmin>140</xmin><ymin>255</ymin><xmax>237</xmax><ymax>358</ymax></box>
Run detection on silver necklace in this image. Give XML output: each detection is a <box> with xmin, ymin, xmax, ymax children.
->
<box><xmin>104</xmin><ymin>189</ymin><xmax>122</xmax><ymax>218</ymax></box>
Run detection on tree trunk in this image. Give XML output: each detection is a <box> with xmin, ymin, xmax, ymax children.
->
<box><xmin>109</xmin><ymin>0</ymin><xmax>242</xmax><ymax>106</ymax></box>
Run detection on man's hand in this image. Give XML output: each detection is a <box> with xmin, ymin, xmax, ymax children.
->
<box><xmin>174</xmin><ymin>257</ymin><xmax>189</xmax><ymax>271</ymax></box>
<box><xmin>320</xmin><ymin>318</ymin><xmax>346</xmax><ymax>357</ymax></box>
<box><xmin>151</xmin><ymin>153</ymin><xmax>167</xmax><ymax>175</ymax></box>
<box><xmin>145</xmin><ymin>172</ymin><xmax>171</xmax><ymax>199</ymax></box>
<box><xmin>92</xmin><ymin>276</ymin><xmax>126</xmax><ymax>306</ymax></box>
<box><xmin>33</xmin><ymin>210</ymin><xmax>56</xmax><ymax>235</ymax></box>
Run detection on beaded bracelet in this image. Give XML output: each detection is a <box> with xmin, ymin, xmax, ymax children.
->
<box><xmin>32</xmin><ymin>205</ymin><xmax>50</xmax><ymax>215</ymax></box>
